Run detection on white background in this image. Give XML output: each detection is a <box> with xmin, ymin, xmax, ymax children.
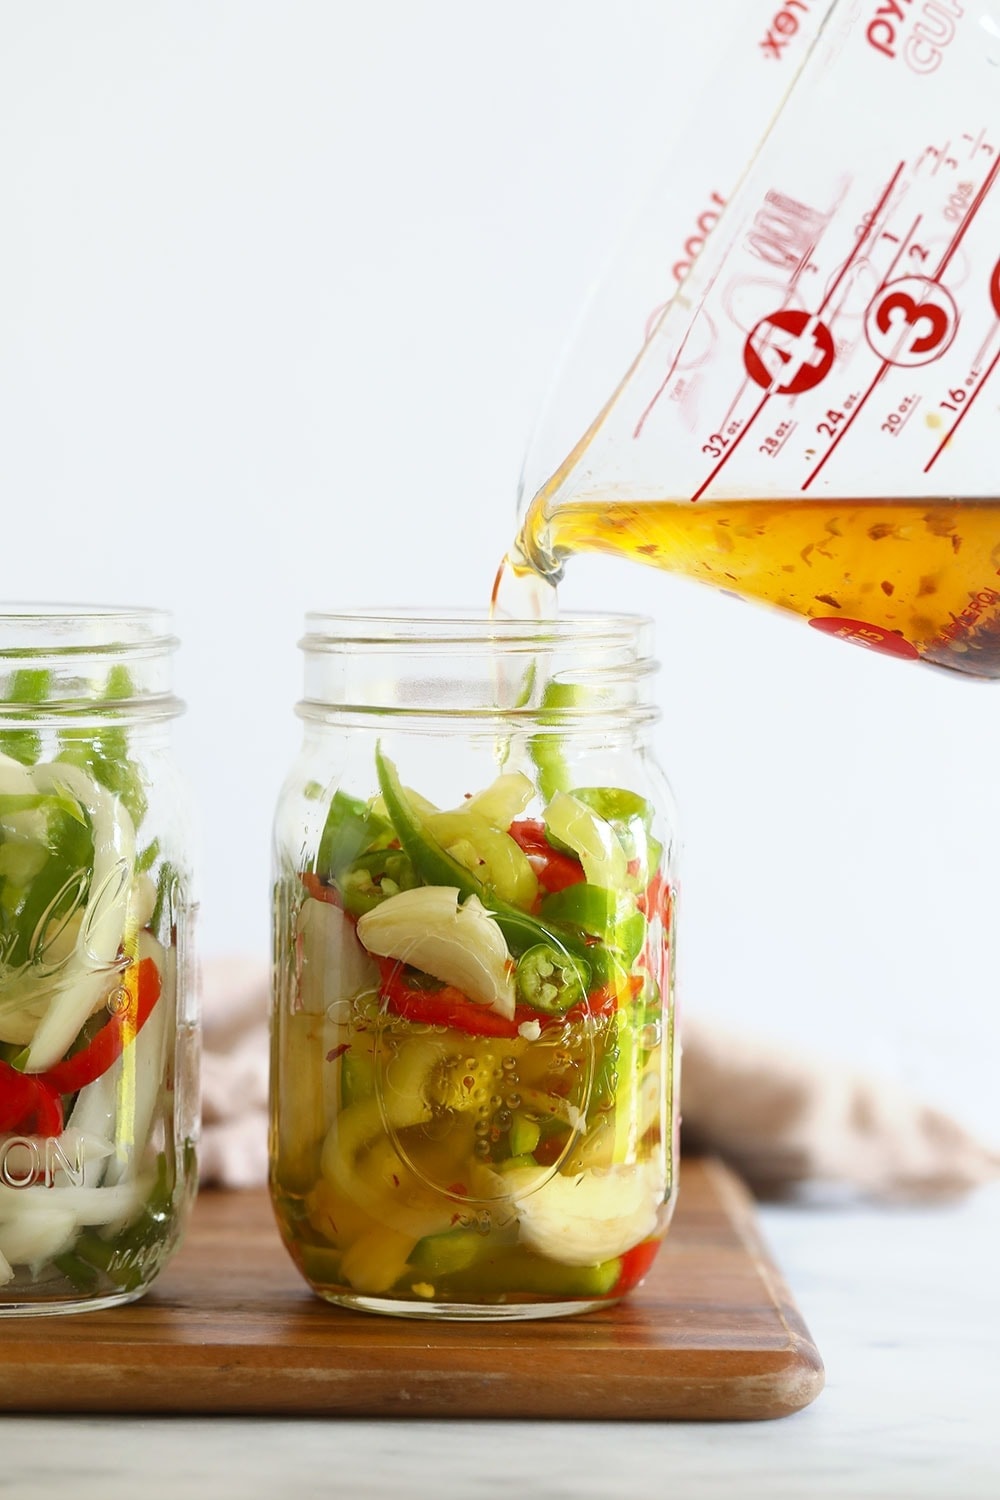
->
<box><xmin>1</xmin><ymin>1</ymin><xmax>997</xmax><ymax>1143</ymax></box>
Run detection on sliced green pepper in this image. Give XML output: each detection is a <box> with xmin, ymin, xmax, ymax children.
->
<box><xmin>340</xmin><ymin>1045</ymin><xmax>375</xmax><ymax>1105</ymax></box>
<box><xmin>317</xmin><ymin>790</ymin><xmax>393</xmax><ymax>880</ymax></box>
<box><xmin>56</xmin><ymin>666</ymin><xmax>148</xmax><ymax>829</ymax></box>
<box><xmin>423</xmin><ymin>810</ymin><xmax>537</xmax><ymax>908</ymax></box>
<box><xmin>572</xmin><ymin>786</ymin><xmax>662</xmax><ymax>885</ymax></box>
<box><xmin>572</xmin><ymin>786</ymin><xmax>653</xmax><ymax>830</ymax></box>
<box><xmin>509</xmin><ymin>1113</ymin><xmax>542</xmax><ymax>1156</ymax></box>
<box><xmin>338</xmin><ymin>848</ymin><xmax>418</xmax><ymax>917</ymax></box>
<box><xmin>0</xmin><ymin>668</ymin><xmax>51</xmax><ymax>766</ymax></box>
<box><xmin>514</xmin><ymin>943</ymin><xmax>590</xmax><ymax>1014</ymax></box>
<box><xmin>136</xmin><ymin>837</ymin><xmax>160</xmax><ymax>873</ymax></box>
<box><xmin>0</xmin><ymin>797</ymin><xmax>94</xmax><ymax>971</ymax></box>
<box><xmin>436</xmin><ymin>1247</ymin><xmax>623</xmax><ymax>1298</ymax></box>
<box><xmin>410</xmin><ymin>1228</ymin><xmax>491</xmax><ymax>1278</ymax></box>
<box><xmin>528</xmin><ymin>680</ymin><xmax>582</xmax><ymax>802</ymax></box>
<box><xmin>375</xmin><ymin>747</ymin><xmax>585</xmax><ymax>963</ymax></box>
<box><xmin>150</xmin><ymin>859</ymin><xmax>180</xmax><ymax>936</ymax></box>
<box><xmin>540</xmin><ymin>884</ymin><xmax>646</xmax><ymax>965</ymax></box>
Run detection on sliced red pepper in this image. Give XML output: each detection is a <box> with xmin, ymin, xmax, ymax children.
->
<box><xmin>609</xmin><ymin>1236</ymin><xmax>662</xmax><ymax>1297</ymax></box>
<box><xmin>0</xmin><ymin>1059</ymin><xmax>64</xmax><ymax>1136</ymax></box>
<box><xmin>301</xmin><ymin>870</ymin><xmax>343</xmax><ymax>907</ymax></box>
<box><xmin>375</xmin><ymin>958</ymin><xmax>628</xmax><ymax>1039</ymax></box>
<box><xmin>376</xmin><ymin>957</ymin><xmax>520</xmax><ymax>1038</ymax></box>
<box><xmin>564</xmin><ymin>976</ymin><xmax>637</xmax><ymax>1024</ymax></box>
<box><xmin>507</xmin><ymin>820</ymin><xmax>585</xmax><ymax>894</ymax></box>
<box><xmin>638</xmin><ymin>871</ymin><xmax>673</xmax><ymax>927</ymax></box>
<box><xmin>38</xmin><ymin>956</ymin><xmax>162</xmax><ymax>1096</ymax></box>
<box><xmin>532</xmin><ymin>1129</ymin><xmax>570</xmax><ymax>1167</ymax></box>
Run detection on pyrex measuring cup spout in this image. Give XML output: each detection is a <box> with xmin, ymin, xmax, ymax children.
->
<box><xmin>511</xmin><ymin>521</ymin><xmax>562</xmax><ymax>586</ymax></box>
<box><xmin>491</xmin><ymin>531</ymin><xmax>561</xmax><ymax>623</ymax></box>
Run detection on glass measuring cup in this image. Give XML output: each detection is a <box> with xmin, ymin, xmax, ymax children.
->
<box><xmin>505</xmin><ymin>0</ymin><xmax>1000</xmax><ymax>678</ymax></box>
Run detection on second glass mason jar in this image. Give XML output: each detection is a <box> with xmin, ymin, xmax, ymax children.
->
<box><xmin>271</xmin><ymin>611</ymin><xmax>678</xmax><ymax>1320</ymax></box>
<box><xmin>0</xmin><ymin>605</ymin><xmax>198</xmax><ymax>1314</ymax></box>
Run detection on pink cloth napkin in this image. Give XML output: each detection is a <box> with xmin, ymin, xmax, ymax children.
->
<box><xmin>199</xmin><ymin>957</ymin><xmax>1000</xmax><ymax>1201</ymax></box>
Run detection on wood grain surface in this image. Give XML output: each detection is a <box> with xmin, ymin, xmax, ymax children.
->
<box><xmin>0</xmin><ymin>1158</ymin><xmax>824</xmax><ymax>1421</ymax></box>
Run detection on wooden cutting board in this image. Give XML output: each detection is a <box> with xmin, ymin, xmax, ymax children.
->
<box><xmin>0</xmin><ymin>1158</ymin><xmax>823</xmax><ymax>1421</ymax></box>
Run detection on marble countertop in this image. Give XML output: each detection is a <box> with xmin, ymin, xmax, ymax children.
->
<box><xmin>3</xmin><ymin>1183</ymin><xmax>998</xmax><ymax>1500</ymax></box>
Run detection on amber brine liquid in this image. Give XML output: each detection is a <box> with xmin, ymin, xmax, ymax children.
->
<box><xmin>507</xmin><ymin>497</ymin><xmax>1000</xmax><ymax>679</ymax></box>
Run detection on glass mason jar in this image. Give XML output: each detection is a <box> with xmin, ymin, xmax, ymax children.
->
<box><xmin>0</xmin><ymin>605</ymin><xmax>198</xmax><ymax>1314</ymax></box>
<box><xmin>271</xmin><ymin>610</ymin><xmax>678</xmax><ymax>1320</ymax></box>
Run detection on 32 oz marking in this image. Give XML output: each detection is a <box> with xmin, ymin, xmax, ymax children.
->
<box><xmin>702</xmin><ymin>421</ymin><xmax>743</xmax><ymax>459</ymax></box>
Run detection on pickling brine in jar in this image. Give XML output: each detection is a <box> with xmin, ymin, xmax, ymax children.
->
<box><xmin>0</xmin><ymin>606</ymin><xmax>198</xmax><ymax>1314</ymax></box>
<box><xmin>270</xmin><ymin>611</ymin><xmax>678</xmax><ymax>1319</ymax></box>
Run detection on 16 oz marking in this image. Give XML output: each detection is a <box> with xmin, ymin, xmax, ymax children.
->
<box><xmin>940</xmin><ymin>373</ymin><xmax>981</xmax><ymax>414</ymax></box>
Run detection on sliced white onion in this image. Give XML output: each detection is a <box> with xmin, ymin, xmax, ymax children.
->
<box><xmin>357</xmin><ymin>886</ymin><xmax>515</xmax><ymax>1019</ymax></box>
<box><xmin>25</xmin><ymin>761</ymin><xmax>136</xmax><ymax>1071</ymax></box>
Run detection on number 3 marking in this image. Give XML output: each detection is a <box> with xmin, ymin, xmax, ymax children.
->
<box><xmin>864</xmin><ymin>277</ymin><xmax>959</xmax><ymax>367</ymax></box>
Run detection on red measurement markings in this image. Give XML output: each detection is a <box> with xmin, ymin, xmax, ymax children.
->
<box><xmin>865</xmin><ymin>277</ymin><xmax>959</xmax><ymax>365</ymax></box>
<box><xmin>917</xmin><ymin>161</ymin><xmax>1000</xmax><ymax>470</ymax></box>
<box><xmin>802</xmin><ymin>367</ymin><xmax>891</xmax><ymax>490</ymax></box>
<box><xmin>805</xmin><ymin>154</ymin><xmax>1000</xmax><ymax>492</ymax></box>
<box><xmin>690</xmin><ymin>166</ymin><xmax>905</xmax><ymax>502</ymax></box>
<box><xmin>634</xmin><ymin>316</ymin><xmax>709</xmax><ymax>440</ymax></box>
<box><xmin>702</xmin><ymin>419</ymin><xmax>744</xmax><ymax>459</ymax></box>
<box><xmin>880</xmin><ymin>392</ymin><xmax>920</xmax><ymax>436</ymax></box>
<box><xmin>924</xmin><ymin>345</ymin><xmax>1000</xmax><ymax>472</ymax></box>
<box><xmin>635</xmin><ymin>220</ymin><xmax>826</xmax><ymax>441</ymax></box>
<box><xmin>880</xmin><ymin>215</ymin><xmax>924</xmax><ymax>284</ymax></box>
<box><xmin>758</xmin><ymin>419</ymin><xmax>797</xmax><ymax>458</ymax></box>
<box><xmin>806</xmin><ymin>283</ymin><xmax>947</xmax><ymax>489</ymax></box>
<box><xmin>690</xmin><ymin>391</ymin><xmax>772</xmax><ymax>500</ymax></box>
<box><xmin>962</xmin><ymin>129</ymin><xmax>995</xmax><ymax>165</ymax></box>
<box><xmin>713</xmin><ymin>230</ymin><xmax>826</xmax><ymax>435</ymax></box>
<box><xmin>813</xmin><ymin>163</ymin><xmax>906</xmax><ymax>320</ymax></box>
<box><xmin>693</xmin><ymin>185</ymin><xmax>851</xmax><ymax>441</ymax></box>
<box><xmin>930</xmin><ymin>141</ymin><xmax>952</xmax><ymax>177</ymax></box>
<box><xmin>940</xmin><ymin>372</ymin><xmax>982</xmax><ymax>413</ymax></box>
<box><xmin>668</xmin><ymin>190</ymin><xmax>728</xmax><ymax>288</ymax></box>
<box><xmin>934</xmin><ymin>152</ymin><xmax>1000</xmax><ymax>281</ymax></box>
<box><xmin>744</xmin><ymin>309</ymin><xmax>836</xmax><ymax>393</ymax></box>
<box><xmin>785</xmin><ymin>163</ymin><xmax>907</xmax><ymax>491</ymax></box>
<box><xmin>817</xmin><ymin>394</ymin><xmax>859</xmax><ymax>437</ymax></box>
<box><xmin>683</xmin><ymin>165</ymin><xmax>911</xmax><ymax>498</ymax></box>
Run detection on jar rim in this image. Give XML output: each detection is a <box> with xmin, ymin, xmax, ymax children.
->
<box><xmin>298</xmin><ymin>608</ymin><xmax>658</xmax><ymax>725</ymax></box>
<box><xmin>0</xmin><ymin>604</ymin><xmax>181</xmax><ymax>721</ymax></box>
<box><xmin>0</xmin><ymin>603</ymin><xmax>175</xmax><ymax>655</ymax></box>
<box><xmin>302</xmin><ymin>607</ymin><xmax>652</xmax><ymax>653</ymax></box>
